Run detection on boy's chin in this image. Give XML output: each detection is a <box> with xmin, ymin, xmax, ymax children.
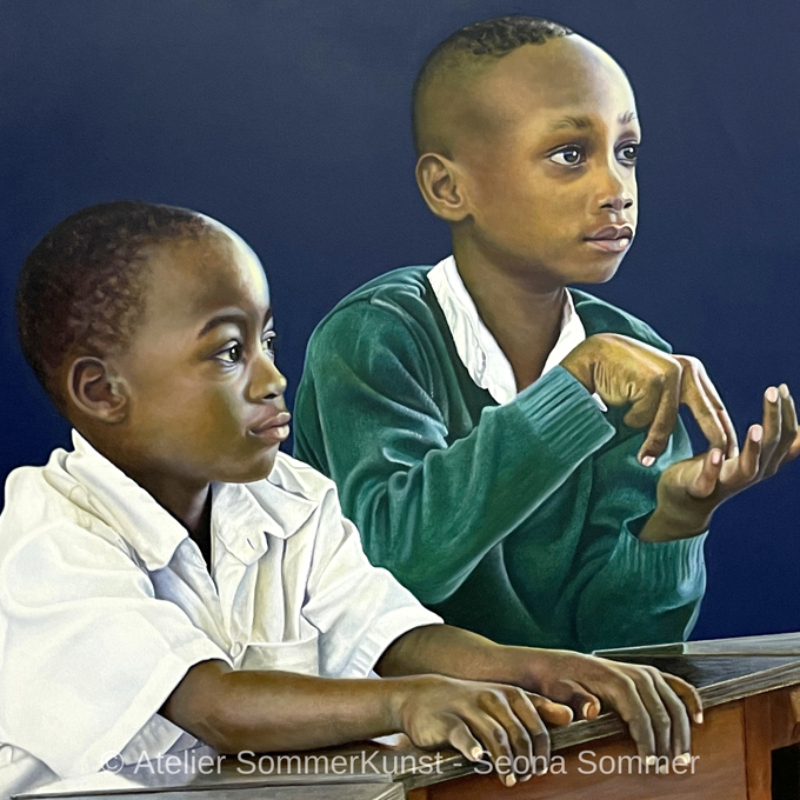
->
<box><xmin>573</xmin><ymin>259</ymin><xmax>624</xmax><ymax>285</ymax></box>
<box><xmin>222</xmin><ymin>451</ymin><xmax>279</xmax><ymax>484</ymax></box>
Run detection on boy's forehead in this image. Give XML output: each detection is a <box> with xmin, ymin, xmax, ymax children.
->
<box><xmin>425</xmin><ymin>36</ymin><xmax>636</xmax><ymax>156</ymax></box>
<box><xmin>488</xmin><ymin>37</ymin><xmax>633</xmax><ymax>110</ymax></box>
<box><xmin>142</xmin><ymin>232</ymin><xmax>270</xmax><ymax>324</ymax></box>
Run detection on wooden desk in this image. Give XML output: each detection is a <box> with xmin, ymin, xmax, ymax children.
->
<box><xmin>402</xmin><ymin>633</ymin><xmax>800</xmax><ymax>800</ymax></box>
<box><xmin>19</xmin><ymin>634</ymin><xmax>800</xmax><ymax>800</ymax></box>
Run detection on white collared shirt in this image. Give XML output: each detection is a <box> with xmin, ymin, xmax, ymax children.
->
<box><xmin>0</xmin><ymin>432</ymin><xmax>440</xmax><ymax>796</ymax></box>
<box><xmin>427</xmin><ymin>255</ymin><xmax>601</xmax><ymax>406</ymax></box>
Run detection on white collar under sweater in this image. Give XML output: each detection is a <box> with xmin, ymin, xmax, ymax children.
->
<box><xmin>427</xmin><ymin>255</ymin><xmax>591</xmax><ymax>405</ymax></box>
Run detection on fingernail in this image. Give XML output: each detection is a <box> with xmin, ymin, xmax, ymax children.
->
<box><xmin>693</xmin><ymin>711</ymin><xmax>704</xmax><ymax>724</ymax></box>
<box><xmin>646</xmin><ymin>755</ymin><xmax>658</xmax><ymax>767</ymax></box>
<box><xmin>780</xmin><ymin>383</ymin><xmax>790</xmax><ymax>399</ymax></box>
<box><xmin>470</xmin><ymin>746</ymin><xmax>483</xmax><ymax>761</ymax></box>
<box><xmin>766</xmin><ymin>386</ymin><xmax>779</xmax><ymax>403</ymax></box>
<box><xmin>504</xmin><ymin>774</ymin><xmax>517</xmax><ymax>787</ymax></box>
<box><xmin>675</xmin><ymin>753</ymin><xmax>692</xmax><ymax>766</ymax></box>
<box><xmin>521</xmin><ymin>773</ymin><xmax>533</xmax><ymax>782</ymax></box>
<box><xmin>658</xmin><ymin>762</ymin><xmax>670</xmax><ymax>774</ymax></box>
<box><xmin>582</xmin><ymin>702</ymin><xmax>594</xmax><ymax>719</ymax></box>
<box><xmin>751</xmin><ymin>426</ymin><xmax>763</xmax><ymax>443</ymax></box>
<box><xmin>641</xmin><ymin>455</ymin><xmax>655</xmax><ymax>467</ymax></box>
<box><xmin>711</xmin><ymin>449</ymin><xmax>722</xmax><ymax>465</ymax></box>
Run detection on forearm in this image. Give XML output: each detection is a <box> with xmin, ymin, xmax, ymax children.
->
<box><xmin>376</xmin><ymin>624</ymin><xmax>557</xmax><ymax>691</ymax></box>
<box><xmin>162</xmin><ymin>660</ymin><xmax>406</xmax><ymax>753</ymax></box>
<box><xmin>336</xmin><ymin>368</ymin><xmax>615</xmax><ymax>603</ymax></box>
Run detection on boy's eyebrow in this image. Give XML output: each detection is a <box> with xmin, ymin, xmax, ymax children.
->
<box><xmin>548</xmin><ymin>111</ymin><xmax>638</xmax><ymax>132</ymax></box>
<box><xmin>548</xmin><ymin>116</ymin><xmax>593</xmax><ymax>132</ymax></box>
<box><xmin>198</xmin><ymin>312</ymin><xmax>247</xmax><ymax>337</ymax></box>
<box><xmin>198</xmin><ymin>308</ymin><xmax>274</xmax><ymax>338</ymax></box>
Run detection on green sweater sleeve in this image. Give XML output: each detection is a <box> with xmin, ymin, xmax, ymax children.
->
<box><xmin>294</xmin><ymin>303</ymin><xmax>615</xmax><ymax>604</ymax></box>
<box><xmin>572</xmin><ymin>416</ymin><xmax>706</xmax><ymax>652</ymax></box>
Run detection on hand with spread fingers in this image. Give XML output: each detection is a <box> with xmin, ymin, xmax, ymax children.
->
<box><xmin>561</xmin><ymin>333</ymin><xmax>738</xmax><ymax>465</ymax></box>
<box><xmin>641</xmin><ymin>383</ymin><xmax>800</xmax><ymax>542</ymax></box>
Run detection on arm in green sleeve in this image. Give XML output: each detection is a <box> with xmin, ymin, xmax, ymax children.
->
<box><xmin>573</xmin><ymin>417</ymin><xmax>706</xmax><ymax>652</ymax></box>
<box><xmin>294</xmin><ymin>303</ymin><xmax>616</xmax><ymax>604</ymax></box>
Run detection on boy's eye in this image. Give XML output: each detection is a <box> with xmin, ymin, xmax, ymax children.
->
<box><xmin>549</xmin><ymin>147</ymin><xmax>585</xmax><ymax>166</ymax></box>
<box><xmin>262</xmin><ymin>333</ymin><xmax>277</xmax><ymax>358</ymax></box>
<box><xmin>217</xmin><ymin>342</ymin><xmax>244</xmax><ymax>364</ymax></box>
<box><xmin>617</xmin><ymin>143</ymin><xmax>640</xmax><ymax>165</ymax></box>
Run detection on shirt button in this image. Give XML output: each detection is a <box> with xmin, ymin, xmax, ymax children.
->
<box><xmin>230</xmin><ymin>642</ymin><xmax>244</xmax><ymax>658</ymax></box>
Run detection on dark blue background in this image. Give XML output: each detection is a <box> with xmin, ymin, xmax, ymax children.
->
<box><xmin>1</xmin><ymin>1</ymin><xmax>798</xmax><ymax>639</ymax></box>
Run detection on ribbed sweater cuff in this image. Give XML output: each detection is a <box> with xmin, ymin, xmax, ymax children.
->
<box><xmin>510</xmin><ymin>366</ymin><xmax>615</xmax><ymax>465</ymax></box>
<box><xmin>613</xmin><ymin>525</ymin><xmax>708</xmax><ymax>594</ymax></box>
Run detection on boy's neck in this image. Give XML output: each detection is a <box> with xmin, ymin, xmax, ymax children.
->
<box><xmin>452</xmin><ymin>238</ymin><xmax>568</xmax><ymax>391</ymax></box>
<box><xmin>95</xmin><ymin>442</ymin><xmax>213</xmax><ymax>540</ymax></box>
<box><xmin>123</xmin><ymin>460</ymin><xmax>214</xmax><ymax>565</ymax></box>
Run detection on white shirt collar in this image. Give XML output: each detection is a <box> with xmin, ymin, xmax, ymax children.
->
<box><xmin>427</xmin><ymin>255</ymin><xmax>587</xmax><ymax>404</ymax></box>
<box><xmin>67</xmin><ymin>430</ymin><xmax>317</xmax><ymax>570</ymax></box>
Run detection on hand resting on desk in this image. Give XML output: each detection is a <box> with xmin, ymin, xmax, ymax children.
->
<box><xmin>162</xmin><ymin>624</ymin><xmax>702</xmax><ymax>789</ymax></box>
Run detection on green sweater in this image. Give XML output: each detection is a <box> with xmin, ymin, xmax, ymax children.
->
<box><xmin>294</xmin><ymin>266</ymin><xmax>706</xmax><ymax>653</ymax></box>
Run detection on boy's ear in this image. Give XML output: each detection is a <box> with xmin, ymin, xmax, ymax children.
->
<box><xmin>415</xmin><ymin>153</ymin><xmax>470</xmax><ymax>223</ymax></box>
<box><xmin>67</xmin><ymin>357</ymin><xmax>129</xmax><ymax>424</ymax></box>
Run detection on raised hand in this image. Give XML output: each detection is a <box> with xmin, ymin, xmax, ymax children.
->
<box><xmin>641</xmin><ymin>384</ymin><xmax>800</xmax><ymax>542</ymax></box>
<box><xmin>561</xmin><ymin>333</ymin><xmax>737</xmax><ymax>465</ymax></box>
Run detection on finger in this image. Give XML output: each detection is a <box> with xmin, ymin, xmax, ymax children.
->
<box><xmin>514</xmin><ymin>694</ymin><xmax>560</xmax><ymax>774</ymax></box>
<box><xmin>685</xmin><ymin>448</ymin><xmax>723</xmax><ymax>499</ymax></box>
<box><xmin>620</xmin><ymin>668</ymin><xmax>673</xmax><ymax>760</ymax></box>
<box><xmin>772</xmin><ymin>384</ymin><xmax>800</xmax><ymax>472</ymax></box>
<box><xmin>760</xmin><ymin>386</ymin><xmax>782</xmax><ymax>476</ymax></box>
<box><xmin>736</xmin><ymin>425</ymin><xmax>763</xmax><ymax>482</ymax></box>
<box><xmin>525</xmin><ymin>693</ymin><xmax>574</xmax><ymax>728</ymax></box>
<box><xmin>603</xmin><ymin>674</ymin><xmax>658</xmax><ymax>760</ymax></box>
<box><xmin>690</xmin><ymin>362</ymin><xmax>739</xmax><ymax>457</ymax></box>
<box><xmin>476</xmin><ymin>691</ymin><xmax>536</xmax><ymax>783</ymax></box>
<box><xmin>537</xmin><ymin>679</ymin><xmax>601</xmax><ymax>721</ymax></box>
<box><xmin>637</xmin><ymin>369</ymin><xmax>681</xmax><ymax>464</ymax></box>
<box><xmin>645</xmin><ymin>668</ymin><xmax>694</xmax><ymax>759</ymax></box>
<box><xmin>447</xmin><ymin>721</ymin><xmax>485</xmax><ymax>764</ymax></box>
<box><xmin>679</xmin><ymin>362</ymin><xmax>729</xmax><ymax>454</ymax></box>
<box><xmin>465</xmin><ymin>714</ymin><xmax>517</xmax><ymax>786</ymax></box>
<box><xmin>661</xmin><ymin>674</ymin><xmax>704</xmax><ymax>726</ymax></box>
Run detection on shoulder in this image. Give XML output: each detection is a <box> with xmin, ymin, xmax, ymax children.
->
<box><xmin>308</xmin><ymin>266</ymin><xmax>440</xmax><ymax>349</ymax></box>
<box><xmin>570</xmin><ymin>289</ymin><xmax>673</xmax><ymax>353</ymax></box>
<box><xmin>0</xmin><ymin>450</ymin><xmax>133</xmax><ymax>571</ymax></box>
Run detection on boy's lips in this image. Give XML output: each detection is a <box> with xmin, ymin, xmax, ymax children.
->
<box><xmin>584</xmin><ymin>225</ymin><xmax>634</xmax><ymax>253</ymax></box>
<box><xmin>250</xmin><ymin>411</ymin><xmax>292</xmax><ymax>442</ymax></box>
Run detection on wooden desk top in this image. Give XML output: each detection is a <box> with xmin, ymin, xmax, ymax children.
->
<box><xmin>18</xmin><ymin>634</ymin><xmax>800</xmax><ymax>799</ymax></box>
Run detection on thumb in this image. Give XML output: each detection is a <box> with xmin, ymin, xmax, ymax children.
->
<box><xmin>538</xmin><ymin>680</ymin><xmax>601</xmax><ymax>720</ymax></box>
<box><xmin>526</xmin><ymin>694</ymin><xmax>574</xmax><ymax>726</ymax></box>
<box><xmin>686</xmin><ymin>448</ymin><xmax>723</xmax><ymax>499</ymax></box>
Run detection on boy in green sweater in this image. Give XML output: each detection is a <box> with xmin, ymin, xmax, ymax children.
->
<box><xmin>294</xmin><ymin>17</ymin><xmax>799</xmax><ymax>652</ymax></box>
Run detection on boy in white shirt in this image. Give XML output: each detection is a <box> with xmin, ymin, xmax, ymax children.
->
<box><xmin>1</xmin><ymin>200</ymin><xmax>701</xmax><ymax>796</ymax></box>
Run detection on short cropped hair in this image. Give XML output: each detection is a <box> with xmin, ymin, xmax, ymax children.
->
<box><xmin>17</xmin><ymin>200</ymin><xmax>211</xmax><ymax>410</ymax></box>
<box><xmin>412</xmin><ymin>15</ymin><xmax>573</xmax><ymax>154</ymax></box>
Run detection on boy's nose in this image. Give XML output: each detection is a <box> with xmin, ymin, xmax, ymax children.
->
<box><xmin>248</xmin><ymin>351</ymin><xmax>287</xmax><ymax>401</ymax></box>
<box><xmin>595</xmin><ymin>163</ymin><xmax>635</xmax><ymax>213</ymax></box>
